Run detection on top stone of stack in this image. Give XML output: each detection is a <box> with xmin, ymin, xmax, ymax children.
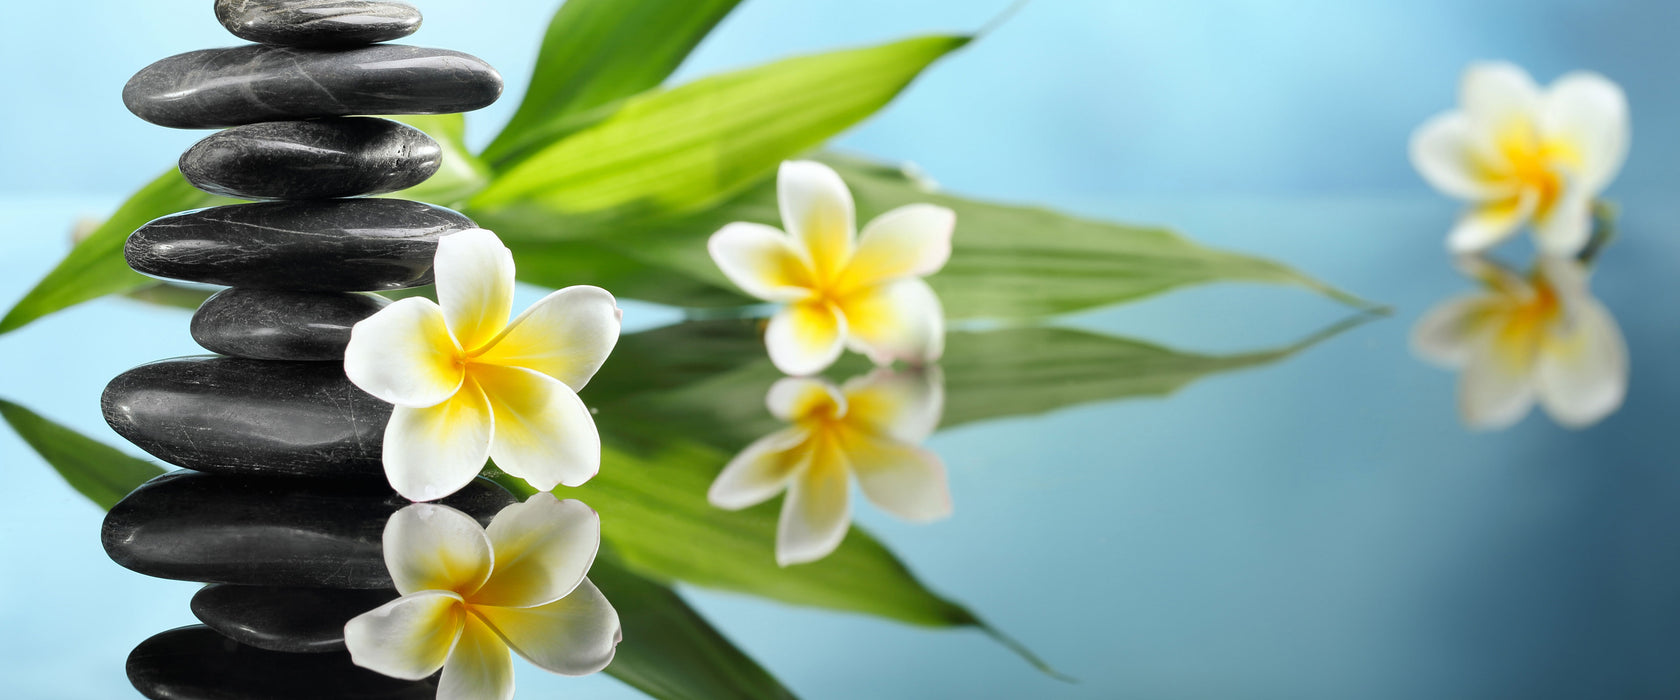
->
<box><xmin>215</xmin><ymin>0</ymin><xmax>423</xmax><ymax>48</ymax></box>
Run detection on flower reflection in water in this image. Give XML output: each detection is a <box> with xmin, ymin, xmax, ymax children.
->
<box><xmin>345</xmin><ymin>493</ymin><xmax>621</xmax><ymax>700</ymax></box>
<box><xmin>1413</xmin><ymin>255</ymin><xmax>1627</xmax><ymax>430</ymax></box>
<box><xmin>709</xmin><ymin>367</ymin><xmax>951</xmax><ymax>566</ymax></box>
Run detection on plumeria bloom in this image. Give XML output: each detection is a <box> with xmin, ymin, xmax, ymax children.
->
<box><xmin>708</xmin><ymin>160</ymin><xmax>955</xmax><ymax>376</ymax></box>
<box><xmin>1412</xmin><ymin>255</ymin><xmax>1627</xmax><ymax>430</ymax></box>
<box><xmin>345</xmin><ymin>493</ymin><xmax>620</xmax><ymax>700</ymax></box>
<box><xmin>708</xmin><ymin>367</ymin><xmax>951</xmax><ymax>566</ymax></box>
<box><xmin>1410</xmin><ymin>62</ymin><xmax>1628</xmax><ymax>256</ymax></box>
<box><xmin>345</xmin><ymin>229</ymin><xmax>622</xmax><ymax>502</ymax></box>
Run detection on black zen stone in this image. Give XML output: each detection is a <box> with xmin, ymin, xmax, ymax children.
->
<box><xmin>126</xmin><ymin>200</ymin><xmax>474</xmax><ymax>291</ymax></box>
<box><xmin>215</xmin><ymin>0</ymin><xmax>423</xmax><ymax>48</ymax></box>
<box><xmin>123</xmin><ymin>44</ymin><xmax>502</xmax><ymax>129</ymax></box>
<box><xmin>180</xmin><ymin>118</ymin><xmax>442</xmax><ymax>200</ymax></box>
<box><xmin>192</xmin><ymin>585</ymin><xmax>399</xmax><ymax>653</ymax></box>
<box><xmin>103</xmin><ymin>471</ymin><xmax>515</xmax><ymax>588</ymax></box>
<box><xmin>192</xmin><ymin>289</ymin><xmax>390</xmax><ymax>361</ymax></box>
<box><xmin>128</xmin><ymin>625</ymin><xmax>437</xmax><ymax>700</ymax></box>
<box><xmin>103</xmin><ymin>356</ymin><xmax>390</xmax><ymax>478</ymax></box>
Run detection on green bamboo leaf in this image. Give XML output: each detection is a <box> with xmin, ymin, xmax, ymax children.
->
<box><xmin>483</xmin><ymin>0</ymin><xmax>744</xmax><ymax>168</ymax></box>
<box><xmin>0</xmin><ymin>169</ymin><xmax>235</xmax><ymax>336</ymax></box>
<box><xmin>0</xmin><ymin>399</ymin><xmax>164</xmax><ymax>510</ymax></box>
<box><xmin>481</xmin><ymin>154</ymin><xmax>1376</xmax><ymax>317</ymax></box>
<box><xmin>591</xmin><ymin>552</ymin><xmax>799</xmax><ymax>700</ymax></box>
<box><xmin>469</xmin><ymin>35</ymin><xmax>968</xmax><ymax>223</ymax></box>
<box><xmin>387</xmin><ymin>114</ymin><xmax>491</xmax><ymax>207</ymax></box>
<box><xmin>491</xmin><ymin>435</ymin><xmax>1060</xmax><ymax>677</ymax></box>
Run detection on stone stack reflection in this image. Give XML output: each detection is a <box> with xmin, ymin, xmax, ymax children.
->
<box><xmin>97</xmin><ymin>2</ymin><xmax>503</xmax><ymax>696</ymax></box>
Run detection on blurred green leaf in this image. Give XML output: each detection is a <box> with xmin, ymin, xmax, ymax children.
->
<box><xmin>469</xmin><ymin>35</ymin><xmax>968</xmax><ymax>223</ymax></box>
<box><xmin>0</xmin><ymin>169</ymin><xmax>235</xmax><ymax>336</ymax></box>
<box><xmin>483</xmin><ymin>0</ymin><xmax>744</xmax><ymax>168</ymax></box>
<box><xmin>592</xmin><ymin>551</ymin><xmax>799</xmax><ymax>700</ymax></box>
<box><xmin>387</xmin><ymin>114</ymin><xmax>492</xmax><ymax>207</ymax></box>
<box><xmin>0</xmin><ymin>399</ymin><xmax>164</xmax><ymax>510</ymax></box>
<box><xmin>588</xmin><ymin>315</ymin><xmax>1371</xmax><ymax>453</ymax></box>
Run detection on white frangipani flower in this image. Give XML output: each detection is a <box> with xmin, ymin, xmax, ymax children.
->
<box><xmin>1413</xmin><ymin>256</ymin><xmax>1627</xmax><ymax>430</ymax></box>
<box><xmin>708</xmin><ymin>368</ymin><xmax>951</xmax><ymax>566</ymax></box>
<box><xmin>708</xmin><ymin>160</ymin><xmax>954</xmax><ymax>376</ymax></box>
<box><xmin>344</xmin><ymin>493</ymin><xmax>620</xmax><ymax>700</ymax></box>
<box><xmin>344</xmin><ymin>229</ymin><xmax>622</xmax><ymax>502</ymax></box>
<box><xmin>1410</xmin><ymin>62</ymin><xmax>1629</xmax><ymax>256</ymax></box>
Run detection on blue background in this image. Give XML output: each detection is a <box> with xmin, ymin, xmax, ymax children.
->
<box><xmin>4</xmin><ymin>1</ymin><xmax>1680</xmax><ymax>698</ymax></box>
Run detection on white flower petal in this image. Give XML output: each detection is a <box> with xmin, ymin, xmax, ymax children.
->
<box><xmin>765</xmin><ymin>377</ymin><xmax>845</xmax><ymax>422</ymax></box>
<box><xmin>839</xmin><ymin>366</ymin><xmax>945</xmax><ymax>443</ymax></box>
<box><xmin>837</xmin><ymin>278</ymin><xmax>946</xmax><ymax>366</ymax></box>
<box><xmin>776</xmin><ymin>441</ymin><xmax>852</xmax><ymax>566</ymax></box>
<box><xmin>778</xmin><ymin>160</ymin><xmax>856</xmax><ymax>283</ymax></box>
<box><xmin>344</xmin><ymin>590</ymin><xmax>465</xmax><ymax>681</ymax></box>
<box><xmin>708</xmin><ymin>427</ymin><xmax>813</xmax><ymax>510</ymax></box>
<box><xmin>1459</xmin><ymin>341</ymin><xmax>1538</xmax><ymax>430</ymax></box>
<box><xmin>382</xmin><ymin>380</ymin><xmax>495</xmax><ymax>503</ymax></box>
<box><xmin>1447</xmin><ymin>189</ymin><xmax>1538</xmax><ymax>253</ymax></box>
<box><xmin>1542</xmin><ymin>71</ymin><xmax>1629</xmax><ymax>194</ymax></box>
<box><xmin>1410</xmin><ymin>113</ymin><xmax>1513</xmax><ymax>201</ymax></box>
<box><xmin>1462</xmin><ymin>61</ymin><xmax>1542</xmax><ymax>134</ymax></box>
<box><xmin>1411</xmin><ymin>295</ymin><xmax>1497</xmax><ymax>368</ymax></box>
<box><xmin>474</xmin><ymin>364</ymin><xmax>601</xmax><ymax>490</ymax></box>
<box><xmin>707</xmin><ymin>222</ymin><xmax>816</xmax><ymax>303</ymax></box>
<box><xmin>764</xmin><ymin>301</ymin><xmax>847</xmax><ymax>376</ymax></box>
<box><xmin>436</xmin><ymin>229</ymin><xmax>516</xmax><ymax>354</ymax></box>
<box><xmin>344</xmin><ymin>297</ymin><xmax>464</xmax><ymax>408</ymax></box>
<box><xmin>1533</xmin><ymin>193</ymin><xmax>1594</xmax><ymax>257</ymax></box>
<box><xmin>383</xmin><ymin>503</ymin><xmax>494</xmax><ymax>596</ymax></box>
<box><xmin>1537</xmin><ymin>298</ymin><xmax>1628</xmax><ymax>428</ymax></box>
<box><xmin>843</xmin><ymin>204</ymin><xmax>955</xmax><ymax>289</ymax></box>
<box><xmin>844</xmin><ymin>427</ymin><xmax>952</xmax><ymax>523</ymax></box>
<box><xmin>438</xmin><ymin>614</ymin><xmax>514</xmax><ymax>700</ymax></box>
<box><xmin>475</xmin><ymin>578</ymin><xmax>621</xmax><ymax>677</ymax></box>
<box><xmin>474</xmin><ymin>493</ymin><xmax>601</xmax><ymax>609</ymax></box>
<box><xmin>476</xmin><ymin>285</ymin><xmax>622</xmax><ymax>391</ymax></box>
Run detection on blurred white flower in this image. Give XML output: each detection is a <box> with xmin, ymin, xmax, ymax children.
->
<box><xmin>1413</xmin><ymin>256</ymin><xmax>1627</xmax><ymax>430</ymax></box>
<box><xmin>708</xmin><ymin>160</ymin><xmax>954</xmax><ymax>376</ymax></box>
<box><xmin>345</xmin><ymin>229</ymin><xmax>622</xmax><ymax>502</ymax></box>
<box><xmin>345</xmin><ymin>494</ymin><xmax>620</xmax><ymax>700</ymax></box>
<box><xmin>1410</xmin><ymin>62</ymin><xmax>1628</xmax><ymax>256</ymax></box>
<box><xmin>708</xmin><ymin>368</ymin><xmax>951</xmax><ymax>566</ymax></box>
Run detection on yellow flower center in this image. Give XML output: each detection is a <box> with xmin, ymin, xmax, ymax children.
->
<box><xmin>1490</xmin><ymin>272</ymin><xmax>1563</xmax><ymax>367</ymax></box>
<box><xmin>1490</xmin><ymin>119</ymin><xmax>1582</xmax><ymax>215</ymax></box>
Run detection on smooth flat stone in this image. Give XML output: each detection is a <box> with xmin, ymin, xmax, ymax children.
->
<box><xmin>127</xmin><ymin>199</ymin><xmax>474</xmax><ymax>291</ymax></box>
<box><xmin>124</xmin><ymin>44</ymin><xmax>502</xmax><ymax>129</ymax></box>
<box><xmin>103</xmin><ymin>356</ymin><xmax>389</xmax><ymax>477</ymax></box>
<box><xmin>192</xmin><ymin>289</ymin><xmax>389</xmax><ymax>361</ymax></box>
<box><xmin>129</xmin><ymin>625</ymin><xmax>436</xmax><ymax>699</ymax></box>
<box><xmin>180</xmin><ymin>118</ymin><xmax>441</xmax><ymax>200</ymax></box>
<box><xmin>216</xmin><ymin>0</ymin><xmax>422</xmax><ymax>48</ymax></box>
<box><xmin>103</xmin><ymin>471</ymin><xmax>514</xmax><ymax>588</ymax></box>
<box><xmin>192</xmin><ymin>585</ymin><xmax>398</xmax><ymax>653</ymax></box>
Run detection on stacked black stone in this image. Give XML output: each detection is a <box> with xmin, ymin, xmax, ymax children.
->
<box><xmin>99</xmin><ymin>3</ymin><xmax>506</xmax><ymax>697</ymax></box>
